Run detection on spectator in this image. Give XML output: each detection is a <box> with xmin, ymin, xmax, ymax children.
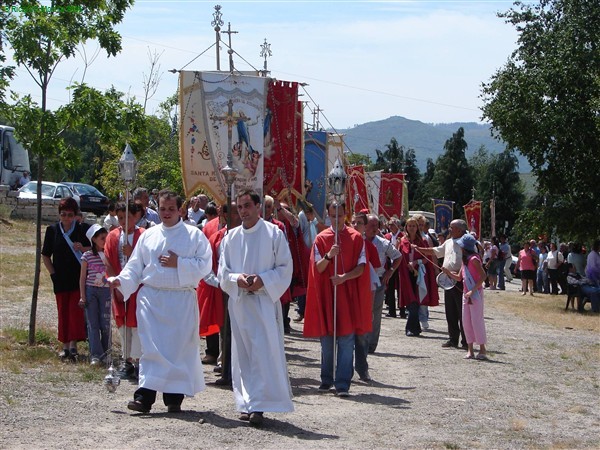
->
<box><xmin>546</xmin><ymin>242</ymin><xmax>564</xmax><ymax>295</ymax></box>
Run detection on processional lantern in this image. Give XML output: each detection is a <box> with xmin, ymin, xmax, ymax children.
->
<box><xmin>118</xmin><ymin>143</ymin><xmax>138</xmax><ymax>183</ymax></box>
<box><xmin>328</xmin><ymin>157</ymin><xmax>347</xmax><ymax>198</ymax></box>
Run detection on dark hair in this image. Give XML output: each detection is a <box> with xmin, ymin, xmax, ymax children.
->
<box><xmin>107</xmin><ymin>202</ymin><xmax>116</xmax><ymax>213</ymax></box>
<box><xmin>353</xmin><ymin>212</ymin><xmax>367</xmax><ymax>226</ymax></box>
<box><xmin>326</xmin><ymin>201</ymin><xmax>346</xmax><ymax>212</ymax></box>
<box><xmin>236</xmin><ymin>189</ymin><xmax>261</xmax><ymax>205</ymax></box>
<box><xmin>462</xmin><ymin>246</ymin><xmax>479</xmax><ymax>265</ymax></box>
<box><xmin>90</xmin><ymin>228</ymin><xmax>108</xmax><ymax>255</ymax></box>
<box><xmin>58</xmin><ymin>197</ymin><xmax>79</xmax><ymax>214</ymax></box>
<box><xmin>205</xmin><ymin>204</ymin><xmax>218</xmax><ymax>216</ymax></box>
<box><xmin>593</xmin><ymin>239</ymin><xmax>600</xmax><ymax>253</ymax></box>
<box><xmin>158</xmin><ymin>189</ymin><xmax>183</xmax><ymax>209</ymax></box>
<box><xmin>115</xmin><ymin>201</ymin><xmax>143</xmax><ymax>215</ymax></box>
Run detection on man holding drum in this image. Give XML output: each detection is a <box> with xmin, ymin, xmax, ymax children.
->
<box><xmin>413</xmin><ymin>219</ymin><xmax>467</xmax><ymax>349</ymax></box>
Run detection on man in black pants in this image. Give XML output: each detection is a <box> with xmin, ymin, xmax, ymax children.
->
<box><xmin>415</xmin><ymin>219</ymin><xmax>467</xmax><ymax>348</ymax></box>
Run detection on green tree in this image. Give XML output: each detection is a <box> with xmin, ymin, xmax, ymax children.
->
<box><xmin>481</xmin><ymin>0</ymin><xmax>600</xmax><ymax>242</ymax></box>
<box><xmin>346</xmin><ymin>152</ymin><xmax>372</xmax><ymax>168</ymax></box>
<box><xmin>5</xmin><ymin>0</ymin><xmax>134</xmax><ymax>344</ymax></box>
<box><xmin>470</xmin><ymin>146</ymin><xmax>525</xmax><ymax>237</ymax></box>
<box><xmin>424</xmin><ymin>127</ymin><xmax>474</xmax><ymax>219</ymax></box>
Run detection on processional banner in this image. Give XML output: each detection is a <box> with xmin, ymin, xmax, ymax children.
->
<box><xmin>179</xmin><ymin>71</ymin><xmax>268</xmax><ymax>203</ymax></box>
<box><xmin>263</xmin><ymin>80</ymin><xmax>303</xmax><ymax>206</ymax></box>
<box><xmin>378</xmin><ymin>173</ymin><xmax>405</xmax><ymax>219</ymax></box>
<box><xmin>463</xmin><ymin>200</ymin><xmax>482</xmax><ymax>239</ymax></box>
<box><xmin>346</xmin><ymin>165</ymin><xmax>370</xmax><ymax>214</ymax></box>
<box><xmin>303</xmin><ymin>131</ymin><xmax>345</xmax><ymax>220</ymax></box>
<box><xmin>432</xmin><ymin>199</ymin><xmax>454</xmax><ymax>235</ymax></box>
<box><xmin>365</xmin><ymin>170</ymin><xmax>382</xmax><ymax>216</ymax></box>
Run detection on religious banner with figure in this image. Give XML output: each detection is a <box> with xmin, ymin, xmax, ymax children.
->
<box><xmin>179</xmin><ymin>71</ymin><xmax>268</xmax><ymax>203</ymax></box>
<box><xmin>365</xmin><ymin>170</ymin><xmax>382</xmax><ymax>216</ymax></box>
<box><xmin>378</xmin><ymin>173</ymin><xmax>405</xmax><ymax>219</ymax></box>
<box><xmin>263</xmin><ymin>81</ymin><xmax>303</xmax><ymax>206</ymax></box>
<box><xmin>463</xmin><ymin>199</ymin><xmax>482</xmax><ymax>239</ymax></box>
<box><xmin>346</xmin><ymin>165</ymin><xmax>370</xmax><ymax>214</ymax></box>
<box><xmin>303</xmin><ymin>131</ymin><xmax>345</xmax><ymax>220</ymax></box>
<box><xmin>433</xmin><ymin>198</ymin><xmax>454</xmax><ymax>235</ymax></box>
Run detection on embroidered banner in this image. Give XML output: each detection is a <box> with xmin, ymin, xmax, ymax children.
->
<box><xmin>179</xmin><ymin>71</ymin><xmax>268</xmax><ymax>203</ymax></box>
<box><xmin>464</xmin><ymin>200</ymin><xmax>482</xmax><ymax>239</ymax></box>
<box><xmin>263</xmin><ymin>81</ymin><xmax>303</xmax><ymax>206</ymax></box>
<box><xmin>378</xmin><ymin>173</ymin><xmax>405</xmax><ymax>219</ymax></box>
<box><xmin>365</xmin><ymin>170</ymin><xmax>382</xmax><ymax>216</ymax></box>
<box><xmin>346</xmin><ymin>165</ymin><xmax>370</xmax><ymax>214</ymax></box>
<box><xmin>432</xmin><ymin>199</ymin><xmax>454</xmax><ymax>235</ymax></box>
<box><xmin>303</xmin><ymin>131</ymin><xmax>345</xmax><ymax>220</ymax></box>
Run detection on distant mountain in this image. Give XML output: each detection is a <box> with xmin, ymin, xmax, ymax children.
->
<box><xmin>334</xmin><ymin>116</ymin><xmax>530</xmax><ymax>172</ymax></box>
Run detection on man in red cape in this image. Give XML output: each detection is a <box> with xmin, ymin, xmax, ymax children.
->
<box><xmin>197</xmin><ymin>203</ymin><xmax>241</xmax><ymax>366</ymax></box>
<box><xmin>304</xmin><ymin>202</ymin><xmax>372</xmax><ymax>397</ymax></box>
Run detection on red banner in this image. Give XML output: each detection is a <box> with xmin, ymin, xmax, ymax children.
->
<box><xmin>464</xmin><ymin>200</ymin><xmax>482</xmax><ymax>239</ymax></box>
<box><xmin>263</xmin><ymin>80</ymin><xmax>303</xmax><ymax>206</ymax></box>
<box><xmin>378</xmin><ymin>173</ymin><xmax>405</xmax><ymax>219</ymax></box>
<box><xmin>346</xmin><ymin>165</ymin><xmax>370</xmax><ymax>214</ymax></box>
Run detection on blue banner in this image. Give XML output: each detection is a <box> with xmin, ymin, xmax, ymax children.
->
<box><xmin>432</xmin><ymin>199</ymin><xmax>454</xmax><ymax>235</ymax></box>
<box><xmin>303</xmin><ymin>130</ymin><xmax>328</xmax><ymax>220</ymax></box>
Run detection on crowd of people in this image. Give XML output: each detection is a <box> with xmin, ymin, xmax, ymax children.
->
<box><xmin>41</xmin><ymin>188</ymin><xmax>600</xmax><ymax>426</ymax></box>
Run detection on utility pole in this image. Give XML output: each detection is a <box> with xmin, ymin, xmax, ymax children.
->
<box><xmin>259</xmin><ymin>38</ymin><xmax>272</xmax><ymax>77</ymax></box>
<box><xmin>312</xmin><ymin>105</ymin><xmax>323</xmax><ymax>130</ymax></box>
<box><xmin>223</xmin><ymin>22</ymin><xmax>238</xmax><ymax>74</ymax></box>
<box><xmin>211</xmin><ymin>5</ymin><xmax>223</xmax><ymax>71</ymax></box>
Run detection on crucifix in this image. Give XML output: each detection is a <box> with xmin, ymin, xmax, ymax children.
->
<box><xmin>210</xmin><ymin>99</ymin><xmax>252</xmax><ymax>170</ymax></box>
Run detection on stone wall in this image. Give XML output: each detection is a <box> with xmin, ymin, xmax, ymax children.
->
<box><xmin>0</xmin><ymin>185</ymin><xmax>98</xmax><ymax>224</ymax></box>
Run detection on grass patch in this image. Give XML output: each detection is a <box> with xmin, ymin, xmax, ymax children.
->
<box><xmin>489</xmin><ymin>290</ymin><xmax>600</xmax><ymax>334</ymax></box>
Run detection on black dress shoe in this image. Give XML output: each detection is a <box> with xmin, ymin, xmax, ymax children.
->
<box><xmin>249</xmin><ymin>412</ymin><xmax>264</xmax><ymax>426</ymax></box>
<box><xmin>239</xmin><ymin>412</ymin><xmax>250</xmax><ymax>421</ymax></box>
<box><xmin>127</xmin><ymin>400</ymin><xmax>150</xmax><ymax>414</ymax></box>
<box><xmin>214</xmin><ymin>377</ymin><xmax>232</xmax><ymax>387</ymax></box>
<box><xmin>167</xmin><ymin>405</ymin><xmax>182</xmax><ymax>413</ymax></box>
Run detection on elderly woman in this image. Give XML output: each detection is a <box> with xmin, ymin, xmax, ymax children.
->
<box><xmin>42</xmin><ymin>197</ymin><xmax>90</xmax><ymax>361</ymax></box>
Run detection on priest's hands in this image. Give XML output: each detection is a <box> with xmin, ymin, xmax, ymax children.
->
<box><xmin>237</xmin><ymin>274</ymin><xmax>264</xmax><ymax>292</ymax></box>
<box><xmin>159</xmin><ymin>250</ymin><xmax>178</xmax><ymax>268</ymax></box>
<box><xmin>328</xmin><ymin>244</ymin><xmax>340</xmax><ymax>258</ymax></box>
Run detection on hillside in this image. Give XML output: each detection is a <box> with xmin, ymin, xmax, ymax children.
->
<box><xmin>335</xmin><ymin>116</ymin><xmax>531</xmax><ymax>172</ymax></box>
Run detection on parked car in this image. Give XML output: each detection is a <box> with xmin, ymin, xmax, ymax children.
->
<box><xmin>62</xmin><ymin>182</ymin><xmax>110</xmax><ymax>215</ymax></box>
<box><xmin>18</xmin><ymin>181</ymin><xmax>80</xmax><ymax>206</ymax></box>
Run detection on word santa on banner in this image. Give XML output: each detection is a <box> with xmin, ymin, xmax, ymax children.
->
<box><xmin>346</xmin><ymin>165</ymin><xmax>370</xmax><ymax>214</ymax></box>
<box><xmin>463</xmin><ymin>199</ymin><xmax>483</xmax><ymax>239</ymax></box>
<box><xmin>365</xmin><ymin>171</ymin><xmax>406</xmax><ymax>219</ymax></box>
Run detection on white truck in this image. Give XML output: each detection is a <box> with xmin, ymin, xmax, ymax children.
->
<box><xmin>0</xmin><ymin>125</ymin><xmax>30</xmax><ymax>189</ymax></box>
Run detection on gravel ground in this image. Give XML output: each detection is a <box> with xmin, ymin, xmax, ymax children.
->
<box><xmin>1</xmin><ymin>269</ymin><xmax>599</xmax><ymax>449</ymax></box>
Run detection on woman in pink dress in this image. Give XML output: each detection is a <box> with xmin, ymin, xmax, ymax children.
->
<box><xmin>442</xmin><ymin>233</ymin><xmax>488</xmax><ymax>360</ymax></box>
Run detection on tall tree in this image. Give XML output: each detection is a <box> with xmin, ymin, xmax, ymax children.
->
<box><xmin>481</xmin><ymin>0</ymin><xmax>600</xmax><ymax>242</ymax></box>
<box><xmin>425</xmin><ymin>127</ymin><xmax>474</xmax><ymax>219</ymax></box>
<box><xmin>5</xmin><ymin>0</ymin><xmax>134</xmax><ymax>344</ymax></box>
<box><xmin>471</xmin><ymin>146</ymin><xmax>525</xmax><ymax>237</ymax></box>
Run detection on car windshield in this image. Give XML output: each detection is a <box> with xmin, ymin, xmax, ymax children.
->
<box><xmin>21</xmin><ymin>182</ymin><xmax>55</xmax><ymax>197</ymax></box>
<box><xmin>72</xmin><ymin>184</ymin><xmax>102</xmax><ymax>196</ymax></box>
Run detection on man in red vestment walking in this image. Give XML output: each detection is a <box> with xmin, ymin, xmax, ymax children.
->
<box><xmin>304</xmin><ymin>201</ymin><xmax>372</xmax><ymax>397</ymax></box>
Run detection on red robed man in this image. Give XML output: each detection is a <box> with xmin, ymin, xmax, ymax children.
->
<box><xmin>303</xmin><ymin>201</ymin><xmax>372</xmax><ymax>396</ymax></box>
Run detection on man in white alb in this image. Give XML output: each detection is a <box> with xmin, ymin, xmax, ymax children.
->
<box><xmin>109</xmin><ymin>190</ymin><xmax>212</xmax><ymax>414</ymax></box>
<box><xmin>218</xmin><ymin>189</ymin><xmax>294</xmax><ymax>427</ymax></box>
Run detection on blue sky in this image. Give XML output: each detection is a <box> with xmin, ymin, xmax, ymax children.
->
<box><xmin>6</xmin><ymin>0</ymin><xmax>520</xmax><ymax>128</ymax></box>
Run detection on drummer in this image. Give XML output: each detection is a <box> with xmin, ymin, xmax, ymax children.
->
<box><xmin>413</xmin><ymin>219</ymin><xmax>467</xmax><ymax>349</ymax></box>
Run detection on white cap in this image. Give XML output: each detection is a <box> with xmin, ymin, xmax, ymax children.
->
<box><xmin>85</xmin><ymin>223</ymin><xmax>104</xmax><ymax>242</ymax></box>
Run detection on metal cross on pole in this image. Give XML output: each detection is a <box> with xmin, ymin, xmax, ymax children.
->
<box><xmin>211</xmin><ymin>5</ymin><xmax>223</xmax><ymax>71</ymax></box>
<box><xmin>327</xmin><ymin>158</ymin><xmax>347</xmax><ymax>381</ymax></box>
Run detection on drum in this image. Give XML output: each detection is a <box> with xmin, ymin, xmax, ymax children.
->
<box><xmin>436</xmin><ymin>272</ymin><xmax>457</xmax><ymax>290</ymax></box>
